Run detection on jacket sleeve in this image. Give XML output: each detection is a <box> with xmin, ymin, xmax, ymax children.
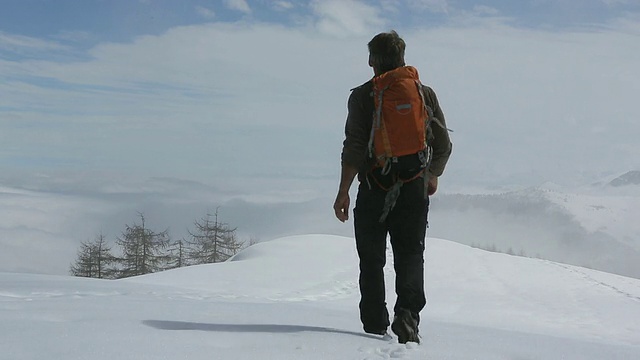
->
<box><xmin>341</xmin><ymin>87</ymin><xmax>372</xmax><ymax>173</ymax></box>
<box><xmin>423</xmin><ymin>86</ymin><xmax>452</xmax><ymax>177</ymax></box>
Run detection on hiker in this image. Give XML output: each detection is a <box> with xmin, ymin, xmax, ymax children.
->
<box><xmin>333</xmin><ymin>30</ymin><xmax>452</xmax><ymax>344</ymax></box>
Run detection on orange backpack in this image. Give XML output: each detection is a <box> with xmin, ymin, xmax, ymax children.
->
<box><xmin>368</xmin><ymin>66</ymin><xmax>431</xmax><ymax>177</ymax></box>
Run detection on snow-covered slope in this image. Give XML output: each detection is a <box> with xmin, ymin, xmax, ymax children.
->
<box><xmin>540</xmin><ymin>186</ymin><xmax>640</xmax><ymax>247</ymax></box>
<box><xmin>608</xmin><ymin>170</ymin><xmax>640</xmax><ymax>187</ymax></box>
<box><xmin>430</xmin><ymin>184</ymin><xmax>640</xmax><ymax>278</ymax></box>
<box><xmin>1</xmin><ymin>235</ymin><xmax>639</xmax><ymax>360</ymax></box>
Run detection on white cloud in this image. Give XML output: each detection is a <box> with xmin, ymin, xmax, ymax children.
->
<box><xmin>224</xmin><ymin>0</ymin><xmax>252</xmax><ymax>13</ymax></box>
<box><xmin>52</xmin><ymin>30</ymin><xmax>91</xmax><ymax>43</ymax></box>
<box><xmin>311</xmin><ymin>0</ymin><xmax>385</xmax><ymax>37</ymax></box>
<box><xmin>0</xmin><ymin>31</ymin><xmax>67</xmax><ymax>52</ymax></box>
<box><xmin>196</xmin><ymin>5</ymin><xmax>216</xmax><ymax>19</ymax></box>
<box><xmin>273</xmin><ymin>1</ymin><xmax>294</xmax><ymax>11</ymax></box>
<box><xmin>472</xmin><ymin>5</ymin><xmax>500</xmax><ymax>16</ymax></box>
<box><xmin>2</xmin><ymin>14</ymin><xmax>640</xmax><ymax>275</ymax></box>
<box><xmin>0</xmin><ymin>23</ymin><xmax>365</xmax><ymax>189</ymax></box>
<box><xmin>379</xmin><ymin>0</ymin><xmax>401</xmax><ymax>13</ymax></box>
<box><xmin>407</xmin><ymin>0</ymin><xmax>450</xmax><ymax>14</ymax></box>
<box><xmin>600</xmin><ymin>0</ymin><xmax>631</xmax><ymax>5</ymax></box>
<box><xmin>1</xmin><ymin>16</ymin><xmax>640</xmax><ymax>192</ymax></box>
<box><xmin>0</xmin><ymin>184</ymin><xmax>117</xmax><ymax>274</ymax></box>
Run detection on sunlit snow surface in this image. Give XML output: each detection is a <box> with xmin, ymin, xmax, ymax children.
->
<box><xmin>2</xmin><ymin>235</ymin><xmax>639</xmax><ymax>359</ymax></box>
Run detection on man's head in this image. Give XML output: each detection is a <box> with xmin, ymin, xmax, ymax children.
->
<box><xmin>368</xmin><ymin>30</ymin><xmax>406</xmax><ymax>75</ymax></box>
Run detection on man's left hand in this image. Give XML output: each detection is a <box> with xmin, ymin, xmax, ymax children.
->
<box><xmin>427</xmin><ymin>176</ymin><xmax>438</xmax><ymax>196</ymax></box>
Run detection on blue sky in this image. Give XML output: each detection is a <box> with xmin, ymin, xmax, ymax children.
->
<box><xmin>3</xmin><ymin>0</ymin><xmax>639</xmax><ymax>51</ymax></box>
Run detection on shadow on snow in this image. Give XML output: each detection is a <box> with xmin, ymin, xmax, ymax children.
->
<box><xmin>142</xmin><ymin>320</ymin><xmax>383</xmax><ymax>340</ymax></box>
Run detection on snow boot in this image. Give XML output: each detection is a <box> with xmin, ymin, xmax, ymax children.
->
<box><xmin>391</xmin><ymin>309</ymin><xmax>420</xmax><ymax>344</ymax></box>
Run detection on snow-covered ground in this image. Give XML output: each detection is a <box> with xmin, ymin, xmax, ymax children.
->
<box><xmin>2</xmin><ymin>234</ymin><xmax>639</xmax><ymax>359</ymax></box>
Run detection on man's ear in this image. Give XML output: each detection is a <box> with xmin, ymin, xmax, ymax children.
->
<box><xmin>368</xmin><ymin>54</ymin><xmax>374</xmax><ymax>68</ymax></box>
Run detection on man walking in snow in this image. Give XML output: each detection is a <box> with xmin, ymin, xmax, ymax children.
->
<box><xmin>333</xmin><ymin>30</ymin><xmax>452</xmax><ymax>343</ymax></box>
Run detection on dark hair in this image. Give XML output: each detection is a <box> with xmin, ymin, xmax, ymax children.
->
<box><xmin>368</xmin><ymin>30</ymin><xmax>406</xmax><ymax>73</ymax></box>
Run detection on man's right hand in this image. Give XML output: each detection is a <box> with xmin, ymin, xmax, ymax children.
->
<box><xmin>333</xmin><ymin>191</ymin><xmax>351</xmax><ymax>222</ymax></box>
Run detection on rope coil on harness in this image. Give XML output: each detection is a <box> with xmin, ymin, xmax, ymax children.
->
<box><xmin>379</xmin><ymin>178</ymin><xmax>403</xmax><ymax>223</ymax></box>
<box><xmin>369</xmin><ymin>170</ymin><xmax>425</xmax><ymax>223</ymax></box>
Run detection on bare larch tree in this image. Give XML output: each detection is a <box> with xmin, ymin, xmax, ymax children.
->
<box><xmin>115</xmin><ymin>213</ymin><xmax>170</xmax><ymax>278</ymax></box>
<box><xmin>69</xmin><ymin>232</ymin><xmax>116</xmax><ymax>278</ymax></box>
<box><xmin>186</xmin><ymin>208</ymin><xmax>243</xmax><ymax>264</ymax></box>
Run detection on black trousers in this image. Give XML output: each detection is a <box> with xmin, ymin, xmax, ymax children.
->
<box><xmin>354</xmin><ymin>175</ymin><xmax>429</xmax><ymax>332</ymax></box>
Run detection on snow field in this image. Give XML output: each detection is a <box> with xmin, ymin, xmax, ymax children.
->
<box><xmin>1</xmin><ymin>234</ymin><xmax>639</xmax><ymax>359</ymax></box>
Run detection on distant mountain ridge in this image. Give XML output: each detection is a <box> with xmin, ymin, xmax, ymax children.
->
<box><xmin>609</xmin><ymin>170</ymin><xmax>640</xmax><ymax>187</ymax></box>
<box><xmin>429</xmin><ymin>185</ymin><xmax>640</xmax><ymax>279</ymax></box>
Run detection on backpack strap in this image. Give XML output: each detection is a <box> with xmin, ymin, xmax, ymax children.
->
<box><xmin>368</xmin><ymin>85</ymin><xmax>395</xmax><ymax>175</ymax></box>
<box><xmin>419</xmin><ymin>84</ymin><xmax>452</xmax><ymax>132</ymax></box>
<box><xmin>368</xmin><ymin>85</ymin><xmax>387</xmax><ymax>158</ymax></box>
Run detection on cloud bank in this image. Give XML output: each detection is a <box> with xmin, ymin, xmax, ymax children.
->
<box><xmin>2</xmin><ymin>1</ymin><xmax>640</xmax><ymax>275</ymax></box>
